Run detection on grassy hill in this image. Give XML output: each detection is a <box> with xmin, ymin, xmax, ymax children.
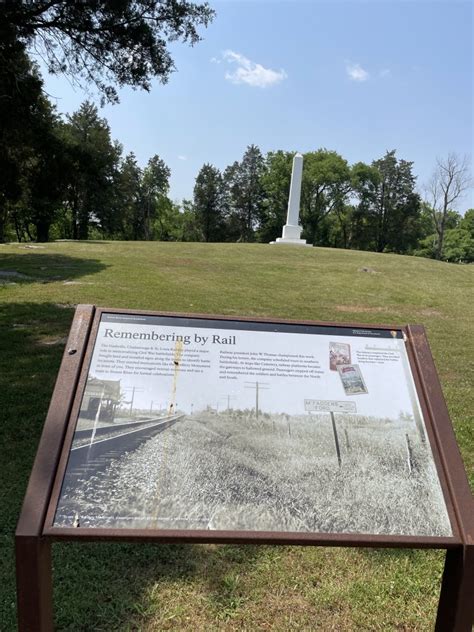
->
<box><xmin>1</xmin><ymin>241</ymin><xmax>472</xmax><ymax>631</ymax></box>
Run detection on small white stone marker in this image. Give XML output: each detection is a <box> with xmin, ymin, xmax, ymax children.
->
<box><xmin>270</xmin><ymin>152</ymin><xmax>311</xmax><ymax>246</ymax></box>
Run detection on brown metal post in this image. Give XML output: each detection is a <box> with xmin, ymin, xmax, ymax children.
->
<box><xmin>435</xmin><ymin>545</ymin><xmax>474</xmax><ymax>632</ymax></box>
<box><xmin>15</xmin><ymin>305</ymin><xmax>95</xmax><ymax>631</ymax></box>
<box><xmin>15</xmin><ymin>537</ymin><xmax>53</xmax><ymax>631</ymax></box>
<box><xmin>406</xmin><ymin>325</ymin><xmax>474</xmax><ymax>631</ymax></box>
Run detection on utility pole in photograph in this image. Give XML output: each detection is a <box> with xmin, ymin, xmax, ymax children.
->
<box><xmin>226</xmin><ymin>394</ymin><xmax>236</xmax><ymax>411</ymax></box>
<box><xmin>244</xmin><ymin>381</ymin><xmax>270</xmax><ymax>419</ymax></box>
<box><xmin>330</xmin><ymin>411</ymin><xmax>342</xmax><ymax>468</ymax></box>
<box><xmin>122</xmin><ymin>386</ymin><xmax>145</xmax><ymax>419</ymax></box>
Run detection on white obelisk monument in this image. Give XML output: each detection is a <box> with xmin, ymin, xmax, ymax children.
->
<box><xmin>270</xmin><ymin>152</ymin><xmax>310</xmax><ymax>246</ymax></box>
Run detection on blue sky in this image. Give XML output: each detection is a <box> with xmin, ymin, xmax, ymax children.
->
<box><xmin>37</xmin><ymin>0</ymin><xmax>473</xmax><ymax>209</ymax></box>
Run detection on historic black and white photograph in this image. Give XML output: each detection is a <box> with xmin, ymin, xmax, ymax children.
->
<box><xmin>54</xmin><ymin>315</ymin><xmax>452</xmax><ymax>538</ymax></box>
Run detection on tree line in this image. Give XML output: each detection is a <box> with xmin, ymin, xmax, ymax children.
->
<box><xmin>2</xmin><ymin>87</ymin><xmax>472</xmax><ymax>262</ymax></box>
<box><xmin>1</xmin><ymin>1</ymin><xmax>472</xmax><ymax>261</ymax></box>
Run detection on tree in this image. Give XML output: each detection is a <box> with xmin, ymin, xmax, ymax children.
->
<box><xmin>193</xmin><ymin>164</ymin><xmax>225</xmax><ymax>241</ymax></box>
<box><xmin>416</xmin><ymin>208</ymin><xmax>474</xmax><ymax>263</ymax></box>
<box><xmin>460</xmin><ymin>208</ymin><xmax>474</xmax><ymax>237</ymax></box>
<box><xmin>259</xmin><ymin>151</ymin><xmax>293</xmax><ymax>242</ymax></box>
<box><xmin>2</xmin><ymin>0</ymin><xmax>215</xmax><ymax>104</ymax></box>
<box><xmin>300</xmin><ymin>150</ymin><xmax>352</xmax><ymax>246</ymax></box>
<box><xmin>153</xmin><ymin>198</ymin><xmax>182</xmax><ymax>241</ymax></box>
<box><xmin>142</xmin><ymin>155</ymin><xmax>171</xmax><ymax>240</ymax></box>
<box><xmin>350</xmin><ymin>162</ymin><xmax>381</xmax><ymax>251</ymax></box>
<box><xmin>325</xmin><ymin>203</ymin><xmax>355</xmax><ymax>249</ymax></box>
<box><xmin>0</xmin><ymin>45</ymin><xmax>44</xmax><ymax>242</ymax></box>
<box><xmin>180</xmin><ymin>198</ymin><xmax>202</xmax><ymax>241</ymax></box>
<box><xmin>424</xmin><ymin>154</ymin><xmax>472</xmax><ymax>260</ymax></box>
<box><xmin>358</xmin><ymin>150</ymin><xmax>421</xmax><ymax>253</ymax></box>
<box><xmin>441</xmin><ymin>228</ymin><xmax>474</xmax><ymax>263</ymax></box>
<box><xmin>223</xmin><ymin>145</ymin><xmax>266</xmax><ymax>242</ymax></box>
<box><xmin>116</xmin><ymin>152</ymin><xmax>171</xmax><ymax>240</ymax></box>
<box><xmin>20</xmin><ymin>100</ymin><xmax>70</xmax><ymax>242</ymax></box>
<box><xmin>116</xmin><ymin>153</ymin><xmax>143</xmax><ymax>240</ymax></box>
<box><xmin>62</xmin><ymin>102</ymin><xmax>121</xmax><ymax>239</ymax></box>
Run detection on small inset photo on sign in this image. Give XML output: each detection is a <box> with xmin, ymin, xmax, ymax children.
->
<box><xmin>329</xmin><ymin>341</ymin><xmax>351</xmax><ymax>371</ymax></box>
<box><xmin>337</xmin><ymin>364</ymin><xmax>368</xmax><ymax>395</ymax></box>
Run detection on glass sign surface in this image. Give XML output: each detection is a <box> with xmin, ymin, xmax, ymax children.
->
<box><xmin>54</xmin><ymin>314</ymin><xmax>451</xmax><ymax>537</ymax></box>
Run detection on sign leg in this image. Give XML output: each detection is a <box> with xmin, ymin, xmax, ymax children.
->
<box><xmin>435</xmin><ymin>546</ymin><xmax>474</xmax><ymax>632</ymax></box>
<box><xmin>16</xmin><ymin>536</ymin><xmax>54</xmax><ymax>632</ymax></box>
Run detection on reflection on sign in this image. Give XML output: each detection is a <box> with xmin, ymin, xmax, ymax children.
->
<box><xmin>304</xmin><ymin>399</ymin><xmax>357</xmax><ymax>413</ymax></box>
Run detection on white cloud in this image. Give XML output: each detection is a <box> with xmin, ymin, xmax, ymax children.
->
<box><xmin>178</xmin><ymin>155</ymin><xmax>187</xmax><ymax>161</ymax></box>
<box><xmin>346</xmin><ymin>62</ymin><xmax>370</xmax><ymax>82</ymax></box>
<box><xmin>219</xmin><ymin>50</ymin><xmax>287</xmax><ymax>88</ymax></box>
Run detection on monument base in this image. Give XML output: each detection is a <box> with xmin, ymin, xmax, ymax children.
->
<box><xmin>270</xmin><ymin>223</ymin><xmax>312</xmax><ymax>247</ymax></box>
<box><xmin>270</xmin><ymin>238</ymin><xmax>312</xmax><ymax>246</ymax></box>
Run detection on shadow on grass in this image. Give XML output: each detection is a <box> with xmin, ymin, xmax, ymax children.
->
<box><xmin>53</xmin><ymin>542</ymin><xmax>264</xmax><ymax>631</ymax></box>
<box><xmin>0</xmin><ymin>302</ymin><xmax>76</xmax><ymax>631</ymax></box>
<box><xmin>0</xmin><ymin>252</ymin><xmax>107</xmax><ymax>284</ymax></box>
<box><xmin>0</xmin><ymin>302</ymin><xmax>265</xmax><ymax>631</ymax></box>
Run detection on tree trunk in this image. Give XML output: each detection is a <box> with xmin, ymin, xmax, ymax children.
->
<box><xmin>435</xmin><ymin>194</ymin><xmax>449</xmax><ymax>260</ymax></box>
<box><xmin>71</xmin><ymin>196</ymin><xmax>78</xmax><ymax>240</ymax></box>
<box><xmin>0</xmin><ymin>204</ymin><xmax>7</xmax><ymax>243</ymax></box>
<box><xmin>78</xmin><ymin>220</ymin><xmax>89</xmax><ymax>240</ymax></box>
<box><xmin>435</xmin><ymin>220</ymin><xmax>445</xmax><ymax>260</ymax></box>
<box><xmin>36</xmin><ymin>218</ymin><xmax>50</xmax><ymax>242</ymax></box>
<box><xmin>77</xmin><ymin>203</ymin><xmax>89</xmax><ymax>240</ymax></box>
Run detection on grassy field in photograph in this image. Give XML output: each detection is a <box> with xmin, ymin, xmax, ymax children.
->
<box><xmin>1</xmin><ymin>240</ymin><xmax>473</xmax><ymax>630</ymax></box>
<box><xmin>55</xmin><ymin>411</ymin><xmax>451</xmax><ymax>538</ymax></box>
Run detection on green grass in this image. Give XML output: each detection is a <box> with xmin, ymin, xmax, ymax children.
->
<box><xmin>1</xmin><ymin>240</ymin><xmax>472</xmax><ymax>631</ymax></box>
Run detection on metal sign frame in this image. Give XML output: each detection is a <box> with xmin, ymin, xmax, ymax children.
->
<box><xmin>15</xmin><ymin>305</ymin><xmax>474</xmax><ymax>631</ymax></box>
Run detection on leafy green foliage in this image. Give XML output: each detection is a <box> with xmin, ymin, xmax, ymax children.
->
<box><xmin>365</xmin><ymin>150</ymin><xmax>422</xmax><ymax>253</ymax></box>
<box><xmin>223</xmin><ymin>145</ymin><xmax>266</xmax><ymax>242</ymax></box>
<box><xmin>300</xmin><ymin>149</ymin><xmax>352</xmax><ymax>246</ymax></box>
<box><xmin>0</xmin><ymin>46</ymin><xmax>45</xmax><ymax>242</ymax></box>
<box><xmin>61</xmin><ymin>102</ymin><xmax>122</xmax><ymax>239</ymax></box>
<box><xmin>192</xmin><ymin>163</ymin><xmax>226</xmax><ymax>241</ymax></box>
<box><xmin>424</xmin><ymin>154</ymin><xmax>472</xmax><ymax>260</ymax></box>
<box><xmin>0</xmin><ymin>1</ymin><xmax>214</xmax><ymax>243</ymax></box>
<box><xmin>2</xmin><ymin>0</ymin><xmax>215</xmax><ymax>104</ymax></box>
<box><xmin>415</xmin><ymin>209</ymin><xmax>474</xmax><ymax>262</ymax></box>
<box><xmin>258</xmin><ymin>150</ymin><xmax>293</xmax><ymax>242</ymax></box>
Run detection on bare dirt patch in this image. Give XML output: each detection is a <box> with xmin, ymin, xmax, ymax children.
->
<box><xmin>358</xmin><ymin>267</ymin><xmax>380</xmax><ymax>274</ymax></box>
<box><xmin>335</xmin><ymin>305</ymin><xmax>387</xmax><ymax>313</ymax></box>
<box><xmin>36</xmin><ymin>335</ymin><xmax>68</xmax><ymax>346</ymax></box>
<box><xmin>417</xmin><ymin>308</ymin><xmax>443</xmax><ymax>318</ymax></box>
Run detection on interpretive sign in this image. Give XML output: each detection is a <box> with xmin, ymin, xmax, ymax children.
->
<box><xmin>16</xmin><ymin>306</ymin><xmax>474</xmax><ymax>631</ymax></box>
<box><xmin>51</xmin><ymin>313</ymin><xmax>449</xmax><ymax>536</ymax></box>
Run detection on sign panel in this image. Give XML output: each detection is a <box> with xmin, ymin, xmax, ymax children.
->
<box><xmin>304</xmin><ymin>399</ymin><xmax>357</xmax><ymax>413</ymax></box>
<box><xmin>52</xmin><ymin>313</ymin><xmax>452</xmax><ymax>538</ymax></box>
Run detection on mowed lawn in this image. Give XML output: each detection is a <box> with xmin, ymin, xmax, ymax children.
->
<box><xmin>1</xmin><ymin>240</ymin><xmax>472</xmax><ymax>631</ymax></box>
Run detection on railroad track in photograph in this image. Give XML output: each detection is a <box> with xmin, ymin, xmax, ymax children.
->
<box><xmin>62</xmin><ymin>415</ymin><xmax>184</xmax><ymax>487</ymax></box>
